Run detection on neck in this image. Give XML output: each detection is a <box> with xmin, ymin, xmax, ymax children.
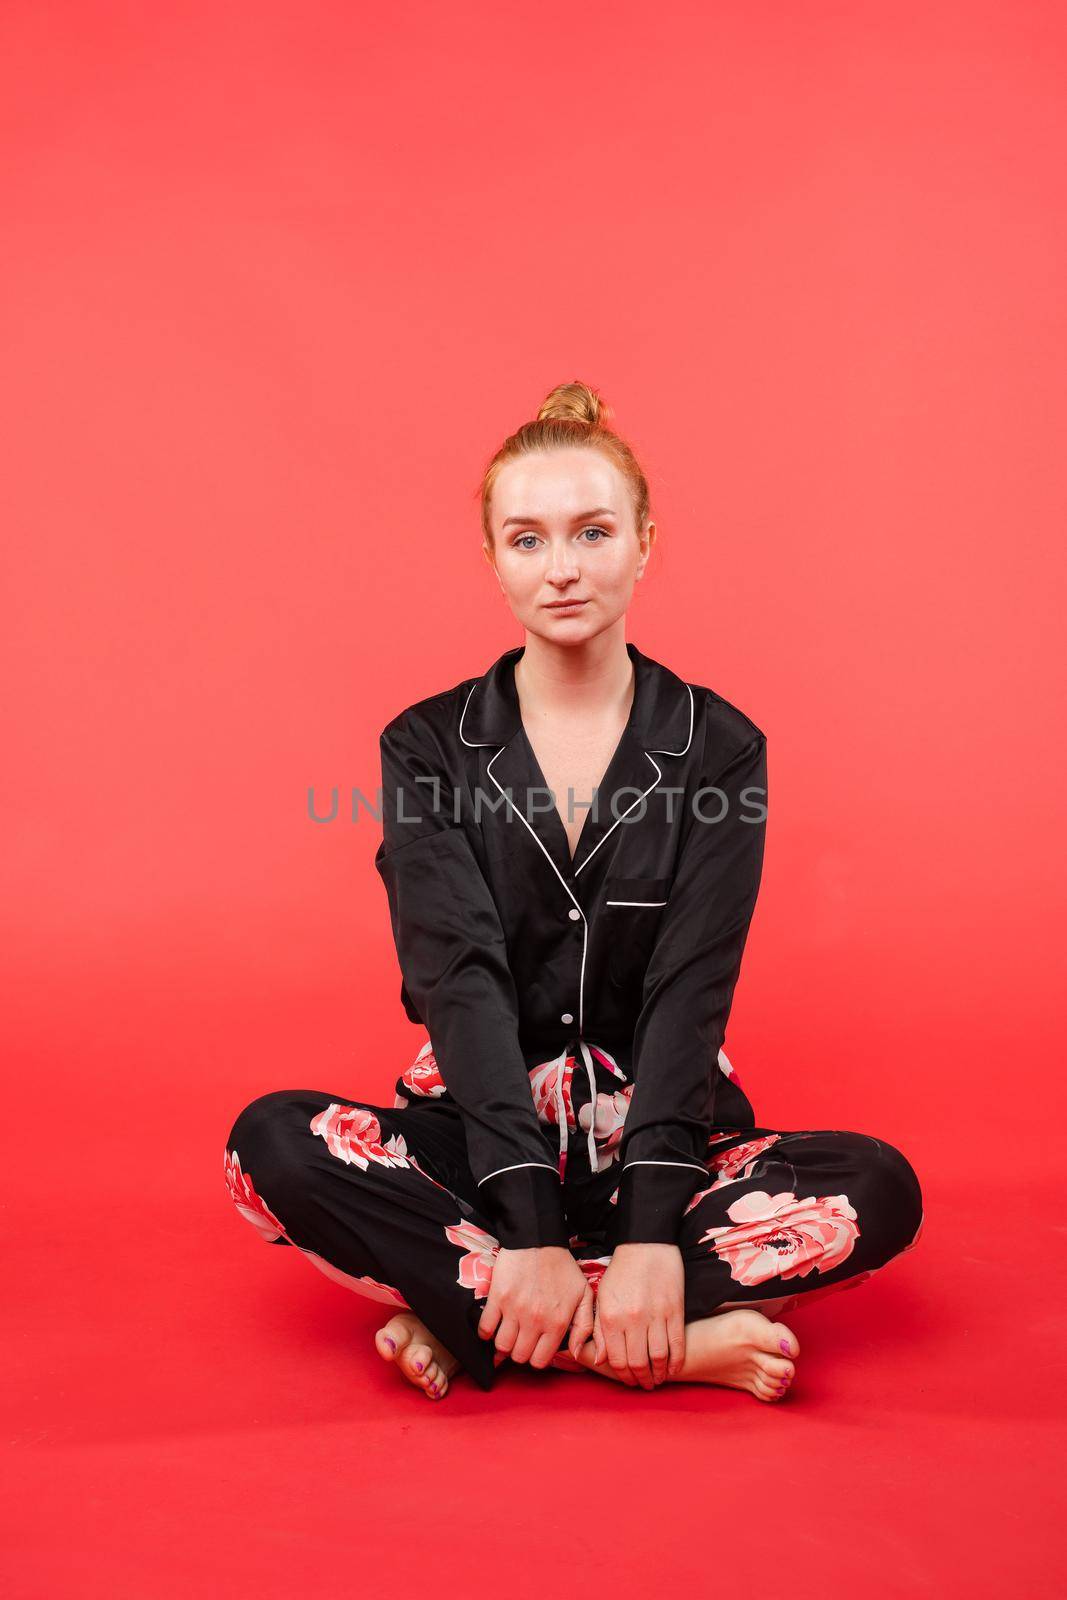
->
<box><xmin>513</xmin><ymin>624</ymin><xmax>635</xmax><ymax>727</ymax></box>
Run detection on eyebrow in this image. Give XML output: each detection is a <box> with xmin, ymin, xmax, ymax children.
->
<box><xmin>501</xmin><ymin>507</ymin><xmax>618</xmax><ymax>529</ymax></box>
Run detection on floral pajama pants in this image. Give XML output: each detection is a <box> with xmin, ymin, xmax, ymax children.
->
<box><xmin>223</xmin><ymin>1038</ymin><xmax>925</xmax><ymax>1391</ymax></box>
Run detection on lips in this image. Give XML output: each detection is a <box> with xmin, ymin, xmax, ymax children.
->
<box><xmin>545</xmin><ymin>600</ymin><xmax>588</xmax><ymax>609</ymax></box>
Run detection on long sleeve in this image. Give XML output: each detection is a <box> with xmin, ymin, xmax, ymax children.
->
<box><xmin>610</xmin><ymin>730</ymin><xmax>769</xmax><ymax>1246</ymax></box>
<box><xmin>373</xmin><ymin>716</ymin><xmax>570</xmax><ymax>1249</ymax></box>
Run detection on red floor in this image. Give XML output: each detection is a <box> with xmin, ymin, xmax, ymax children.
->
<box><xmin>3</xmin><ymin>2</ymin><xmax>1065</xmax><ymax>1592</ymax></box>
<box><xmin>3</xmin><ymin>1111</ymin><xmax>1061</xmax><ymax>1597</ymax></box>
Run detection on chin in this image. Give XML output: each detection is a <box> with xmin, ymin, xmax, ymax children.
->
<box><xmin>528</xmin><ymin>615</ymin><xmax>602</xmax><ymax>646</ymax></box>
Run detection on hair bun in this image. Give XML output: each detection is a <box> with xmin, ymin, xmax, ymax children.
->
<box><xmin>536</xmin><ymin>380</ymin><xmax>608</xmax><ymax>428</ymax></box>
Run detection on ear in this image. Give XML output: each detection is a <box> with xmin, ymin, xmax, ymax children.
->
<box><xmin>635</xmin><ymin>519</ymin><xmax>656</xmax><ymax>577</ymax></box>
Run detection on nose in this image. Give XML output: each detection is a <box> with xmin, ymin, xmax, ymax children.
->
<box><xmin>545</xmin><ymin>541</ymin><xmax>581</xmax><ymax>585</ymax></box>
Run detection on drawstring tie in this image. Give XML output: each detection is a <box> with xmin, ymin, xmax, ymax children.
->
<box><xmin>548</xmin><ymin>1038</ymin><xmax>627</xmax><ymax>1181</ymax></box>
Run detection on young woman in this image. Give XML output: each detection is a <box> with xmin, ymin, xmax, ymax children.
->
<box><xmin>224</xmin><ymin>381</ymin><xmax>924</xmax><ymax>1403</ymax></box>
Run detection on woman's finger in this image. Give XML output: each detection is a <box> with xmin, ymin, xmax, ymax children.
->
<box><xmin>625</xmin><ymin>1323</ymin><xmax>655</xmax><ymax>1390</ymax></box>
<box><xmin>606</xmin><ymin>1323</ymin><xmax>636</xmax><ymax>1385</ymax></box>
<box><xmin>478</xmin><ymin>1296</ymin><xmax>501</xmax><ymax>1339</ymax></box>
<box><xmin>568</xmin><ymin>1289</ymin><xmax>595</xmax><ymax>1360</ymax></box>
<box><xmin>530</xmin><ymin>1329</ymin><xmax>564</xmax><ymax>1369</ymax></box>
<box><xmin>508</xmin><ymin>1315</ymin><xmax>539</xmax><ymax>1366</ymax></box>
<box><xmin>648</xmin><ymin>1320</ymin><xmax>671</xmax><ymax>1386</ymax></box>
<box><xmin>493</xmin><ymin>1313</ymin><xmax>518</xmax><ymax>1357</ymax></box>
<box><xmin>667</xmin><ymin>1307</ymin><xmax>686</xmax><ymax>1377</ymax></box>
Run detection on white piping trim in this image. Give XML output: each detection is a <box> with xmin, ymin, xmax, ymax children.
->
<box><xmin>461</xmin><ymin>672</ymin><xmax>697</xmax><ymax>1055</ymax></box>
<box><xmin>486</xmin><ymin>745</ymin><xmax>589</xmax><ymax>1034</ymax></box>
<box><xmin>605</xmin><ymin>899</ymin><xmax>667</xmax><ymax>907</ymax></box>
<box><xmin>477</xmin><ymin>1160</ymin><xmax>559</xmax><ymax>1185</ymax></box>
<box><xmin>621</xmin><ymin>1159</ymin><xmax>710</xmax><ymax>1175</ymax></box>
<box><xmin>647</xmin><ymin>681</ymin><xmax>695</xmax><ymax>756</ymax></box>
<box><xmin>458</xmin><ymin>680</ymin><xmax>495</xmax><ymax>747</ymax></box>
<box><xmin>573</xmin><ymin>752</ymin><xmax>662</xmax><ymax>878</ymax></box>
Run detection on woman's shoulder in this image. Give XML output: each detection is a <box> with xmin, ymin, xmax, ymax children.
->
<box><xmin>639</xmin><ymin>642</ymin><xmax>765</xmax><ymax>755</ymax></box>
<box><xmin>378</xmin><ymin>670</ymin><xmax>477</xmax><ymax>751</ymax></box>
<box><xmin>684</xmin><ymin>674</ymin><xmax>767</xmax><ymax>775</ymax></box>
<box><xmin>693</xmin><ymin>681</ymin><xmax>765</xmax><ymax>740</ymax></box>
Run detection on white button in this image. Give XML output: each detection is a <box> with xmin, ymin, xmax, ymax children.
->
<box><xmin>560</xmin><ymin>1012</ymin><xmax>574</xmax><ymax>1025</ymax></box>
<box><xmin>568</xmin><ymin>908</ymin><xmax>581</xmax><ymax>921</ymax></box>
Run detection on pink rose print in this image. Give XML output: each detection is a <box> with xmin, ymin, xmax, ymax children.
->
<box><xmin>684</xmin><ymin>1138</ymin><xmax>782</xmax><ymax>1214</ymax></box>
<box><xmin>528</xmin><ymin>1055</ymin><xmax>577</xmax><ymax>1128</ymax></box>
<box><xmin>223</xmin><ymin>1148</ymin><xmax>289</xmax><ymax>1242</ymax></box>
<box><xmin>445</xmin><ymin>1218</ymin><xmax>500</xmax><ymax>1298</ymax></box>
<box><xmin>577</xmin><ymin>1086</ymin><xmax>634</xmax><ymax>1171</ymax></box>
<box><xmin>707</xmin><ymin>1133</ymin><xmax>782</xmax><ymax>1187</ymax></box>
<box><xmin>311</xmin><ymin>1104</ymin><xmax>414</xmax><ymax>1170</ymax></box>
<box><xmin>699</xmin><ymin>1189</ymin><xmax>860</xmax><ymax>1285</ymax></box>
<box><xmin>310</xmin><ymin>1103</ymin><xmax>450</xmax><ymax>1192</ymax></box>
<box><xmin>394</xmin><ymin>1041</ymin><xmax>447</xmax><ymax>1107</ymax></box>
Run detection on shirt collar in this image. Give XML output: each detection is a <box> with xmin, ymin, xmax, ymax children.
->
<box><xmin>459</xmin><ymin>640</ymin><xmax>694</xmax><ymax>757</ymax></box>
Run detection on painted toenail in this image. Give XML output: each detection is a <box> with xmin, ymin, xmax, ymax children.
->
<box><xmin>385</xmin><ymin>1337</ymin><xmax>396</xmax><ymax>1351</ymax></box>
<box><xmin>415</xmin><ymin>1361</ymin><xmax>424</xmax><ymax>1371</ymax></box>
<box><xmin>779</xmin><ymin>1340</ymin><xmax>790</xmax><ymax>1353</ymax></box>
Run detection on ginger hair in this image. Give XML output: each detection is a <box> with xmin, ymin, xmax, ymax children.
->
<box><xmin>477</xmin><ymin>380</ymin><xmax>652</xmax><ymax>557</ymax></box>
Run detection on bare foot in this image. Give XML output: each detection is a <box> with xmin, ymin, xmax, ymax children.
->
<box><xmin>573</xmin><ymin>1308</ymin><xmax>799</xmax><ymax>1401</ymax></box>
<box><xmin>374</xmin><ymin>1311</ymin><xmax>461</xmax><ymax>1401</ymax></box>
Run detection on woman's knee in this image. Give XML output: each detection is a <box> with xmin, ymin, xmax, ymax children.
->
<box><xmin>224</xmin><ymin>1090</ymin><xmax>313</xmax><ymax>1213</ymax></box>
<box><xmin>854</xmin><ymin>1135</ymin><xmax>924</xmax><ymax>1251</ymax></box>
<box><xmin>226</xmin><ymin>1089</ymin><xmax>299</xmax><ymax>1161</ymax></box>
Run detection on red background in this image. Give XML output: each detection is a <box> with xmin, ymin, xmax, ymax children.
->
<box><xmin>2</xmin><ymin>2</ymin><xmax>1064</xmax><ymax>1595</ymax></box>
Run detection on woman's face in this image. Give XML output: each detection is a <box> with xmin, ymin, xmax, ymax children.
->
<box><xmin>485</xmin><ymin>447</ymin><xmax>653</xmax><ymax>644</ymax></box>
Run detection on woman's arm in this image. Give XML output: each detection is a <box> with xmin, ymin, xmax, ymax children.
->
<box><xmin>609</xmin><ymin>729</ymin><xmax>769</xmax><ymax>1246</ymax></box>
<box><xmin>374</xmin><ymin>713</ymin><xmax>570</xmax><ymax>1250</ymax></box>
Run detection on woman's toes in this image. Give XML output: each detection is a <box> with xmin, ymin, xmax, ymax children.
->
<box><xmin>400</xmin><ymin>1341</ymin><xmax>434</xmax><ymax>1384</ymax></box>
<box><xmin>759</xmin><ymin>1355</ymin><xmax>794</xmax><ymax>1385</ymax></box>
<box><xmin>375</xmin><ymin>1317</ymin><xmax>411</xmax><ymax>1362</ymax></box>
<box><xmin>770</xmin><ymin>1321</ymin><xmax>800</xmax><ymax>1361</ymax></box>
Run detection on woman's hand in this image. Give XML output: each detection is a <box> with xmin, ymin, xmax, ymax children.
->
<box><xmin>478</xmin><ymin>1246</ymin><xmax>595</xmax><ymax>1368</ymax></box>
<box><xmin>591</xmin><ymin>1243</ymin><xmax>686</xmax><ymax>1389</ymax></box>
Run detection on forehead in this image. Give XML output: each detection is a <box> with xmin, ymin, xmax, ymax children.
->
<box><xmin>492</xmin><ymin>447</ymin><xmax>625</xmax><ymax>521</ymax></box>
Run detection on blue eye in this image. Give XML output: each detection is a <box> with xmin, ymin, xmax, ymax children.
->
<box><xmin>512</xmin><ymin>526</ymin><xmax>609</xmax><ymax>550</ymax></box>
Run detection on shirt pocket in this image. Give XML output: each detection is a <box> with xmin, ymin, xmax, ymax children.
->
<box><xmin>602</xmin><ymin>875</ymin><xmax>672</xmax><ymax>988</ymax></box>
